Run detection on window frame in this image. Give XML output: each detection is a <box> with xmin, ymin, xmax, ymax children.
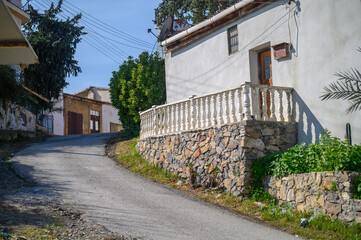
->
<box><xmin>227</xmin><ymin>25</ymin><xmax>239</xmax><ymax>55</ymax></box>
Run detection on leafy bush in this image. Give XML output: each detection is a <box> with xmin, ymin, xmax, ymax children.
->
<box><xmin>353</xmin><ymin>175</ymin><xmax>361</xmax><ymax>200</ymax></box>
<box><xmin>271</xmin><ymin>131</ymin><xmax>361</xmax><ymax>177</ymax></box>
<box><xmin>109</xmin><ymin>52</ymin><xmax>166</xmax><ymax>136</ymax></box>
<box><xmin>250</xmin><ymin>152</ymin><xmax>279</xmax><ymax>202</ymax></box>
<box><xmin>0</xmin><ymin>66</ymin><xmax>24</xmax><ymax>104</ymax></box>
<box><xmin>251</xmin><ymin>131</ymin><xmax>361</xmax><ymax>201</ymax></box>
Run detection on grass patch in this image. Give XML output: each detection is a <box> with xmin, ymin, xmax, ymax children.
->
<box><xmin>115</xmin><ymin>136</ymin><xmax>179</xmax><ymax>185</ymax></box>
<box><xmin>15</xmin><ymin>224</ymin><xmax>66</xmax><ymax>239</ymax></box>
<box><xmin>112</xmin><ymin>134</ymin><xmax>361</xmax><ymax>240</ymax></box>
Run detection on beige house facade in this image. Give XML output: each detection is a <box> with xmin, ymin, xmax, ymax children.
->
<box><xmin>52</xmin><ymin>87</ymin><xmax>122</xmax><ymax>135</ymax></box>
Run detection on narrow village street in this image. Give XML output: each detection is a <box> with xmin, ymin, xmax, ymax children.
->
<box><xmin>5</xmin><ymin>133</ymin><xmax>298</xmax><ymax>240</ymax></box>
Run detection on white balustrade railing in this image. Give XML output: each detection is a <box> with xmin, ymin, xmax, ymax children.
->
<box><xmin>139</xmin><ymin>83</ymin><xmax>293</xmax><ymax>139</ymax></box>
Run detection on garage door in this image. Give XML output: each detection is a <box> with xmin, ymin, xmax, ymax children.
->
<box><xmin>68</xmin><ymin>111</ymin><xmax>83</xmax><ymax>135</ymax></box>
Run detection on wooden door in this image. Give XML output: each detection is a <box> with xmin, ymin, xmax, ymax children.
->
<box><xmin>259</xmin><ymin>49</ymin><xmax>272</xmax><ymax>117</ymax></box>
<box><xmin>259</xmin><ymin>49</ymin><xmax>272</xmax><ymax>86</ymax></box>
<box><xmin>68</xmin><ymin>111</ymin><xmax>83</xmax><ymax>135</ymax></box>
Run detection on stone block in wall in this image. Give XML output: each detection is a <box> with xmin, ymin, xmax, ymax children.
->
<box><xmin>137</xmin><ymin>120</ymin><xmax>297</xmax><ymax>197</ymax></box>
<box><xmin>264</xmin><ymin>171</ymin><xmax>361</xmax><ymax>223</ymax></box>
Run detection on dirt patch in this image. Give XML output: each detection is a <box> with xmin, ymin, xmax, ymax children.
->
<box><xmin>106</xmin><ymin>132</ymin><xmax>134</xmax><ymax>158</ymax></box>
<box><xmin>0</xmin><ymin>136</ymin><xmax>48</xmax><ymax>162</ymax></box>
<box><xmin>0</xmin><ymin>137</ymin><xmax>136</xmax><ymax>240</ymax></box>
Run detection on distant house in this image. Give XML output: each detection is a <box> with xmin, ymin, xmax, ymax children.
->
<box><xmin>141</xmin><ymin>0</ymin><xmax>361</xmax><ymax>144</ymax></box>
<box><xmin>52</xmin><ymin>87</ymin><xmax>122</xmax><ymax>135</ymax></box>
<box><xmin>0</xmin><ymin>0</ymin><xmax>41</xmax><ymax>139</ymax></box>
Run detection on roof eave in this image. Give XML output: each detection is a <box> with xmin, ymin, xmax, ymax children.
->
<box><xmin>162</xmin><ymin>0</ymin><xmax>274</xmax><ymax>51</ymax></box>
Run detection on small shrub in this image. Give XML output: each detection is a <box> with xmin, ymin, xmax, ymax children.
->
<box><xmin>250</xmin><ymin>152</ymin><xmax>281</xmax><ymax>203</ymax></box>
<box><xmin>14</xmin><ymin>131</ymin><xmax>31</xmax><ymax>142</ymax></box>
<box><xmin>353</xmin><ymin>175</ymin><xmax>361</xmax><ymax>199</ymax></box>
<box><xmin>270</xmin><ymin>131</ymin><xmax>361</xmax><ymax>177</ymax></box>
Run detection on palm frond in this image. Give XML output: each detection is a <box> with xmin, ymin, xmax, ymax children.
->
<box><xmin>321</xmin><ymin>68</ymin><xmax>361</xmax><ymax>113</ymax></box>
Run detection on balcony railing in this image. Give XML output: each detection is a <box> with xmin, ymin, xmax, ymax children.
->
<box><xmin>139</xmin><ymin>82</ymin><xmax>293</xmax><ymax>139</ymax></box>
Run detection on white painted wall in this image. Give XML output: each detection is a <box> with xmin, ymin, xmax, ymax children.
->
<box><xmin>51</xmin><ymin>91</ymin><xmax>64</xmax><ymax>135</ymax></box>
<box><xmin>101</xmin><ymin>104</ymin><xmax>121</xmax><ymax>133</ymax></box>
<box><xmin>0</xmin><ymin>102</ymin><xmax>36</xmax><ymax>132</ymax></box>
<box><xmin>95</xmin><ymin>88</ymin><xmax>111</xmax><ymax>103</ymax></box>
<box><xmin>165</xmin><ymin>0</ymin><xmax>361</xmax><ymax>144</ymax></box>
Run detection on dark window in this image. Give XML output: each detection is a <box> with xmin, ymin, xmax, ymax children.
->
<box><xmin>228</xmin><ymin>25</ymin><xmax>238</xmax><ymax>54</ymax></box>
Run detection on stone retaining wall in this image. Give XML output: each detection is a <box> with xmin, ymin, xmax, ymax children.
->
<box><xmin>264</xmin><ymin>171</ymin><xmax>361</xmax><ymax>223</ymax></box>
<box><xmin>137</xmin><ymin>120</ymin><xmax>297</xmax><ymax>195</ymax></box>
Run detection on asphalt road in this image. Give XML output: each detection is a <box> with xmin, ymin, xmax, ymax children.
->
<box><xmin>11</xmin><ymin>133</ymin><xmax>299</xmax><ymax>240</ymax></box>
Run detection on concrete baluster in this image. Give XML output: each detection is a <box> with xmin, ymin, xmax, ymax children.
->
<box><xmin>261</xmin><ymin>87</ymin><xmax>267</xmax><ymax>121</ymax></box>
<box><xmin>224</xmin><ymin>91</ymin><xmax>230</xmax><ymax>124</ymax></box>
<box><xmin>252</xmin><ymin>86</ymin><xmax>259</xmax><ymax>120</ymax></box>
<box><xmin>196</xmin><ymin>98</ymin><xmax>201</xmax><ymax>129</ymax></box>
<box><xmin>243</xmin><ymin>84</ymin><xmax>251</xmax><ymax>120</ymax></box>
<box><xmin>152</xmin><ymin>106</ymin><xmax>157</xmax><ymax>135</ymax></box>
<box><xmin>201</xmin><ymin>97</ymin><xmax>206</xmax><ymax>128</ymax></box>
<box><xmin>206</xmin><ymin>96</ymin><xmax>211</xmax><ymax>127</ymax></box>
<box><xmin>286</xmin><ymin>90</ymin><xmax>292</xmax><ymax>122</ymax></box>
<box><xmin>230</xmin><ymin>89</ymin><xmax>236</xmax><ymax>123</ymax></box>
<box><xmin>185</xmin><ymin>100</ymin><xmax>189</xmax><ymax>130</ymax></box>
<box><xmin>218</xmin><ymin>93</ymin><xmax>224</xmax><ymax>125</ymax></box>
<box><xmin>169</xmin><ymin>105</ymin><xmax>173</xmax><ymax>133</ymax></box>
<box><xmin>270</xmin><ymin>89</ymin><xmax>276</xmax><ymax>121</ymax></box>
<box><xmin>238</xmin><ymin>87</ymin><xmax>243</xmax><ymax>121</ymax></box>
<box><xmin>162</xmin><ymin>107</ymin><xmax>166</xmax><ymax>134</ymax></box>
<box><xmin>190</xmin><ymin>96</ymin><xmax>195</xmax><ymax>130</ymax></box>
<box><xmin>277</xmin><ymin>89</ymin><xmax>284</xmax><ymax>122</ymax></box>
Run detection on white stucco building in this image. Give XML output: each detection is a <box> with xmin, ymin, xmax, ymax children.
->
<box><xmin>159</xmin><ymin>0</ymin><xmax>361</xmax><ymax>144</ymax></box>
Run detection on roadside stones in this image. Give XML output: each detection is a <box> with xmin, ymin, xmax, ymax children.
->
<box><xmin>265</xmin><ymin>171</ymin><xmax>361</xmax><ymax>223</ymax></box>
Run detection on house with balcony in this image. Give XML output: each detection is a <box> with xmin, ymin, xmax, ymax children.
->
<box><xmin>137</xmin><ymin>0</ymin><xmax>361</xmax><ymax>195</ymax></box>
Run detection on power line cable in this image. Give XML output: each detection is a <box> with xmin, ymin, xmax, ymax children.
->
<box><xmin>39</xmin><ymin>0</ymin><xmax>152</xmax><ymax>50</ymax></box>
<box><xmin>34</xmin><ymin>0</ymin><xmax>131</xmax><ymax>59</ymax></box>
<box><xmin>32</xmin><ymin>1</ymin><xmax>126</xmax><ymax>64</ymax></box>
<box><xmin>62</xmin><ymin>0</ymin><xmax>154</xmax><ymax>47</ymax></box>
<box><xmin>45</xmin><ymin>0</ymin><xmax>155</xmax><ymax>48</ymax></box>
<box><xmin>83</xmin><ymin>39</ymin><xmax>123</xmax><ymax>65</ymax></box>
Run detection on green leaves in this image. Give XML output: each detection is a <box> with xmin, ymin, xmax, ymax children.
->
<box><xmin>109</xmin><ymin>52</ymin><xmax>166</xmax><ymax>136</ymax></box>
<box><xmin>154</xmin><ymin>0</ymin><xmax>234</xmax><ymax>28</ymax></box>
<box><xmin>321</xmin><ymin>48</ymin><xmax>361</xmax><ymax>113</ymax></box>
<box><xmin>0</xmin><ymin>66</ymin><xmax>24</xmax><ymax>105</ymax></box>
<box><xmin>270</xmin><ymin>131</ymin><xmax>361</xmax><ymax>177</ymax></box>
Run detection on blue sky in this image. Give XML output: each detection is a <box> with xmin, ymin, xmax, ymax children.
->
<box><xmin>30</xmin><ymin>0</ymin><xmax>162</xmax><ymax>94</ymax></box>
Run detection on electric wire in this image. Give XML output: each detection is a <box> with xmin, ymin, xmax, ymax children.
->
<box><xmin>36</xmin><ymin>0</ymin><xmax>153</xmax><ymax>49</ymax></box>
<box><xmin>38</xmin><ymin>0</ymin><xmax>152</xmax><ymax>51</ymax></box>
<box><xmin>60</xmin><ymin>0</ymin><xmax>154</xmax><ymax>48</ymax></box>
<box><xmin>31</xmin><ymin>1</ymin><xmax>126</xmax><ymax>64</ymax></box>
<box><xmin>82</xmin><ymin>39</ymin><xmax>123</xmax><ymax>65</ymax></box>
<box><xmin>33</xmin><ymin>0</ymin><xmax>132</xmax><ymax>61</ymax></box>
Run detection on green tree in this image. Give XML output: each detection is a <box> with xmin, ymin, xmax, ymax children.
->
<box><xmin>23</xmin><ymin>0</ymin><xmax>85</xmax><ymax>110</ymax></box>
<box><xmin>0</xmin><ymin>66</ymin><xmax>23</xmax><ymax>105</ymax></box>
<box><xmin>154</xmin><ymin>0</ymin><xmax>237</xmax><ymax>28</ymax></box>
<box><xmin>321</xmin><ymin>48</ymin><xmax>361</xmax><ymax>113</ymax></box>
<box><xmin>109</xmin><ymin>52</ymin><xmax>166</xmax><ymax>136</ymax></box>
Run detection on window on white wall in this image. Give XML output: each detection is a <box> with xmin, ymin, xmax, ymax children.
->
<box><xmin>228</xmin><ymin>25</ymin><xmax>238</xmax><ymax>54</ymax></box>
